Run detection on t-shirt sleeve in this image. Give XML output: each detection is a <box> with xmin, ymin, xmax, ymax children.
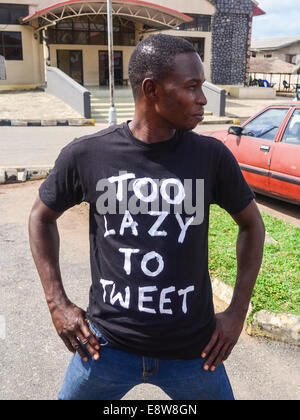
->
<box><xmin>212</xmin><ymin>144</ymin><xmax>255</xmax><ymax>215</ymax></box>
<box><xmin>39</xmin><ymin>144</ymin><xmax>85</xmax><ymax>213</ymax></box>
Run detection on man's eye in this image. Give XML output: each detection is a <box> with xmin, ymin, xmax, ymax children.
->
<box><xmin>189</xmin><ymin>85</ymin><xmax>197</xmax><ymax>90</ymax></box>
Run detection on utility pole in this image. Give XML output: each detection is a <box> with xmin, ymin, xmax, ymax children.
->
<box><xmin>107</xmin><ymin>0</ymin><xmax>117</xmax><ymax>125</ymax></box>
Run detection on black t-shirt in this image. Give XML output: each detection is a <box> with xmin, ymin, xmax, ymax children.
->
<box><xmin>39</xmin><ymin>122</ymin><xmax>255</xmax><ymax>359</ymax></box>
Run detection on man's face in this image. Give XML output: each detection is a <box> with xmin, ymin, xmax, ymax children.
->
<box><xmin>155</xmin><ymin>52</ymin><xmax>207</xmax><ymax>131</ymax></box>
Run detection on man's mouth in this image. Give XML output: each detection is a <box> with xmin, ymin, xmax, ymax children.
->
<box><xmin>192</xmin><ymin>113</ymin><xmax>204</xmax><ymax>120</ymax></box>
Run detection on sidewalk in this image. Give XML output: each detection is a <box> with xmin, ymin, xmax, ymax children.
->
<box><xmin>0</xmin><ymin>88</ymin><xmax>293</xmax><ymax>126</ymax></box>
<box><xmin>0</xmin><ymin>90</ymin><xmax>92</xmax><ymax>126</ymax></box>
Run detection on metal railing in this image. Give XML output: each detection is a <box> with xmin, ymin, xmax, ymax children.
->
<box><xmin>249</xmin><ymin>72</ymin><xmax>300</xmax><ymax>93</ymax></box>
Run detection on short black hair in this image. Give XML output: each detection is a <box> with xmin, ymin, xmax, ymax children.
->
<box><xmin>128</xmin><ymin>34</ymin><xmax>197</xmax><ymax>99</ymax></box>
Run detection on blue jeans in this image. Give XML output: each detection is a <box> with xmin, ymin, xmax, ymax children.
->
<box><xmin>58</xmin><ymin>323</ymin><xmax>234</xmax><ymax>400</ymax></box>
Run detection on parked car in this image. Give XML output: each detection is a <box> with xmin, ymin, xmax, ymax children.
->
<box><xmin>205</xmin><ymin>102</ymin><xmax>300</xmax><ymax>205</ymax></box>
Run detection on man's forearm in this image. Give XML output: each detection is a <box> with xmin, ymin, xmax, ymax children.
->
<box><xmin>28</xmin><ymin>215</ymin><xmax>69</xmax><ymax>310</ymax></box>
<box><xmin>29</xmin><ymin>206</ymin><xmax>101</xmax><ymax>361</ymax></box>
<box><xmin>229</xmin><ymin>220</ymin><xmax>265</xmax><ymax>318</ymax></box>
<box><xmin>202</xmin><ymin>201</ymin><xmax>265</xmax><ymax>371</ymax></box>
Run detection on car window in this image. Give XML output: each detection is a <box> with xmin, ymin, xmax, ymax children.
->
<box><xmin>281</xmin><ymin>109</ymin><xmax>300</xmax><ymax>146</ymax></box>
<box><xmin>244</xmin><ymin>108</ymin><xmax>289</xmax><ymax>141</ymax></box>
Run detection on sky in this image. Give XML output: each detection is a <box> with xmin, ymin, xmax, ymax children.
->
<box><xmin>252</xmin><ymin>0</ymin><xmax>300</xmax><ymax>39</ymax></box>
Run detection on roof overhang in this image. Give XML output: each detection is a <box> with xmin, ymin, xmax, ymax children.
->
<box><xmin>21</xmin><ymin>0</ymin><xmax>193</xmax><ymax>32</ymax></box>
<box><xmin>251</xmin><ymin>38</ymin><xmax>300</xmax><ymax>52</ymax></box>
<box><xmin>251</xmin><ymin>1</ymin><xmax>266</xmax><ymax>16</ymax></box>
<box><xmin>253</xmin><ymin>5</ymin><xmax>265</xmax><ymax>16</ymax></box>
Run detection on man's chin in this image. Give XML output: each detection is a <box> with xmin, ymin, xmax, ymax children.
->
<box><xmin>170</xmin><ymin>117</ymin><xmax>202</xmax><ymax>131</ymax></box>
<box><xmin>182</xmin><ymin>120</ymin><xmax>201</xmax><ymax>131</ymax></box>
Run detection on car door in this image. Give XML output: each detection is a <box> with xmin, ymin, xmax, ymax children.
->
<box><xmin>269</xmin><ymin>108</ymin><xmax>300</xmax><ymax>204</ymax></box>
<box><xmin>224</xmin><ymin>108</ymin><xmax>289</xmax><ymax>192</ymax></box>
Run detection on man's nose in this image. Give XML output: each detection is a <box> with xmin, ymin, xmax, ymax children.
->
<box><xmin>196</xmin><ymin>88</ymin><xmax>207</xmax><ymax>106</ymax></box>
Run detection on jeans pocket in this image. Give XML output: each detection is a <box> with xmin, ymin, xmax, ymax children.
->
<box><xmin>86</xmin><ymin>319</ymin><xmax>109</xmax><ymax>347</ymax></box>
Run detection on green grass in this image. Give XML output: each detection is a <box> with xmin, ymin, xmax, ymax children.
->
<box><xmin>208</xmin><ymin>205</ymin><xmax>300</xmax><ymax>316</ymax></box>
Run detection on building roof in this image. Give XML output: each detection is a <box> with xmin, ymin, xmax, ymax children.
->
<box><xmin>22</xmin><ymin>0</ymin><xmax>193</xmax><ymax>31</ymax></box>
<box><xmin>249</xmin><ymin>57</ymin><xmax>296</xmax><ymax>74</ymax></box>
<box><xmin>251</xmin><ymin>0</ymin><xmax>265</xmax><ymax>16</ymax></box>
<box><xmin>251</xmin><ymin>36</ymin><xmax>300</xmax><ymax>51</ymax></box>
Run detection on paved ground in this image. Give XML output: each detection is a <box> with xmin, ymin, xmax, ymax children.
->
<box><xmin>0</xmin><ymin>90</ymin><xmax>82</xmax><ymax>120</ymax></box>
<box><xmin>0</xmin><ymin>180</ymin><xmax>299</xmax><ymax>400</ymax></box>
<box><xmin>0</xmin><ymin>125</ymin><xmax>101</xmax><ymax>167</ymax></box>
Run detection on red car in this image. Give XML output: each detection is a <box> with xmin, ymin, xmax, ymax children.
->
<box><xmin>205</xmin><ymin>102</ymin><xmax>300</xmax><ymax>205</ymax></box>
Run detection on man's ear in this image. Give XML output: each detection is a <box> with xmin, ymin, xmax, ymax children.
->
<box><xmin>142</xmin><ymin>78</ymin><xmax>158</xmax><ymax>102</ymax></box>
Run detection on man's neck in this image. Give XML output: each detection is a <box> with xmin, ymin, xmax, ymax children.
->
<box><xmin>129</xmin><ymin>111</ymin><xmax>176</xmax><ymax>144</ymax></box>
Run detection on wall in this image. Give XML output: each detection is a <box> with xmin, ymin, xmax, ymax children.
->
<box><xmin>253</xmin><ymin>41</ymin><xmax>300</xmax><ymax>62</ymax></box>
<box><xmin>203</xmin><ymin>81</ymin><xmax>226</xmax><ymax>115</ymax></box>
<box><xmin>210</xmin><ymin>0</ymin><xmax>254</xmax><ymax>85</ymax></box>
<box><xmin>155</xmin><ymin>0</ymin><xmax>216</xmax><ymax>14</ymax></box>
<box><xmin>46</xmin><ymin>66</ymin><xmax>91</xmax><ymax>117</ymax></box>
<box><xmin>49</xmin><ymin>44</ymin><xmax>135</xmax><ymax>86</ymax></box>
<box><xmin>0</xmin><ymin>24</ymin><xmax>45</xmax><ymax>89</ymax></box>
<box><xmin>0</xmin><ymin>0</ymin><xmax>36</xmax><ymax>13</ymax></box>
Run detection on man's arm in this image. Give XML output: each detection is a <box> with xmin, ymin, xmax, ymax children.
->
<box><xmin>28</xmin><ymin>197</ymin><xmax>100</xmax><ymax>362</ymax></box>
<box><xmin>202</xmin><ymin>199</ymin><xmax>265</xmax><ymax>371</ymax></box>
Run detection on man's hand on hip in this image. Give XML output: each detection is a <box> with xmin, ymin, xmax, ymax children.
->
<box><xmin>50</xmin><ymin>301</ymin><xmax>100</xmax><ymax>362</ymax></box>
<box><xmin>201</xmin><ymin>309</ymin><xmax>244</xmax><ymax>372</ymax></box>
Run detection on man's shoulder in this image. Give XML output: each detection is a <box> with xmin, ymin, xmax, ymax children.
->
<box><xmin>183</xmin><ymin>129</ymin><xmax>225</xmax><ymax>151</ymax></box>
<box><xmin>67</xmin><ymin>123</ymin><xmax>124</xmax><ymax>150</ymax></box>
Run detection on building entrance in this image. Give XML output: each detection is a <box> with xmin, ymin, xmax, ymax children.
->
<box><xmin>56</xmin><ymin>50</ymin><xmax>83</xmax><ymax>85</ymax></box>
<box><xmin>99</xmin><ymin>50</ymin><xmax>123</xmax><ymax>86</ymax></box>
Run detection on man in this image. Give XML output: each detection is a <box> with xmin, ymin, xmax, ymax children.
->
<box><xmin>29</xmin><ymin>34</ymin><xmax>265</xmax><ymax>400</ymax></box>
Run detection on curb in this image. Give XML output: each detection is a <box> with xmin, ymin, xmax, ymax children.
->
<box><xmin>247</xmin><ymin>311</ymin><xmax>300</xmax><ymax>347</ymax></box>
<box><xmin>0</xmin><ymin>119</ymin><xmax>95</xmax><ymax>127</ymax></box>
<box><xmin>212</xmin><ymin>278</ymin><xmax>300</xmax><ymax>347</ymax></box>
<box><xmin>0</xmin><ymin>166</ymin><xmax>52</xmax><ymax>184</ymax></box>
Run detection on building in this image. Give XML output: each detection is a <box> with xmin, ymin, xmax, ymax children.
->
<box><xmin>249</xmin><ymin>36</ymin><xmax>300</xmax><ymax>92</ymax></box>
<box><xmin>251</xmin><ymin>36</ymin><xmax>300</xmax><ymax>65</ymax></box>
<box><xmin>0</xmin><ymin>0</ymin><xmax>264</xmax><ymax>91</ymax></box>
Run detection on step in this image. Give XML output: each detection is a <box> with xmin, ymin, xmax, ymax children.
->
<box><xmin>92</xmin><ymin>110</ymin><xmax>134</xmax><ymax>115</ymax></box>
<box><xmin>91</xmin><ymin>101</ymin><xmax>135</xmax><ymax>107</ymax></box>
<box><xmin>91</xmin><ymin>105</ymin><xmax>135</xmax><ymax>111</ymax></box>
<box><xmin>92</xmin><ymin>111</ymin><xmax>134</xmax><ymax>118</ymax></box>
<box><xmin>91</xmin><ymin>97</ymin><xmax>133</xmax><ymax>101</ymax></box>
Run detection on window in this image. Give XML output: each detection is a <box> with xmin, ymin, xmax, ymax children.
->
<box><xmin>0</xmin><ymin>31</ymin><xmax>23</xmax><ymax>60</ymax></box>
<box><xmin>282</xmin><ymin>109</ymin><xmax>300</xmax><ymax>145</ymax></box>
<box><xmin>244</xmin><ymin>108</ymin><xmax>289</xmax><ymax>141</ymax></box>
<box><xmin>286</xmin><ymin>54</ymin><xmax>296</xmax><ymax>64</ymax></box>
<box><xmin>184</xmin><ymin>38</ymin><xmax>205</xmax><ymax>61</ymax></box>
<box><xmin>47</xmin><ymin>16</ymin><xmax>135</xmax><ymax>46</ymax></box>
<box><xmin>179</xmin><ymin>14</ymin><xmax>211</xmax><ymax>32</ymax></box>
<box><xmin>0</xmin><ymin>4</ymin><xmax>29</xmax><ymax>24</ymax></box>
<box><xmin>264</xmin><ymin>54</ymin><xmax>272</xmax><ymax>58</ymax></box>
